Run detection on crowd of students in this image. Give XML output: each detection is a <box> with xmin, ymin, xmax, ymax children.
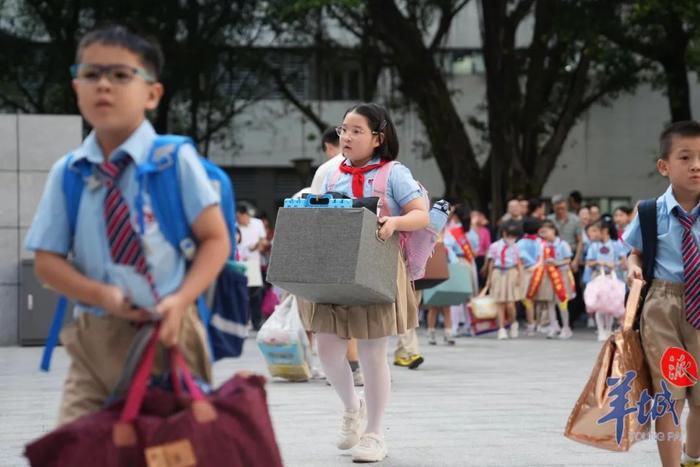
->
<box><xmin>23</xmin><ymin>22</ymin><xmax>698</xmax><ymax>467</ymax></box>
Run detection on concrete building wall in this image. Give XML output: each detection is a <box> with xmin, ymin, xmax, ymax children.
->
<box><xmin>0</xmin><ymin>114</ymin><xmax>82</xmax><ymax>345</ymax></box>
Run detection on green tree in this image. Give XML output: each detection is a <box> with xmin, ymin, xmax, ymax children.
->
<box><xmin>275</xmin><ymin>0</ymin><xmax>641</xmax><ymax>218</ymax></box>
<box><xmin>0</xmin><ymin>0</ymin><xmax>270</xmax><ymax>153</ymax></box>
<box><xmin>583</xmin><ymin>0</ymin><xmax>700</xmax><ymax>122</ymax></box>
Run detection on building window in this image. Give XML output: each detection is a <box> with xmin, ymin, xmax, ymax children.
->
<box><xmin>322</xmin><ymin>66</ymin><xmax>362</xmax><ymax>100</ymax></box>
<box><xmin>224</xmin><ymin>51</ymin><xmax>310</xmax><ymax>100</ymax></box>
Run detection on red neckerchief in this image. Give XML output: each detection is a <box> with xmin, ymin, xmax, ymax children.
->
<box><xmin>500</xmin><ymin>241</ymin><xmax>510</xmax><ymax>267</ymax></box>
<box><xmin>338</xmin><ymin>159</ymin><xmax>387</xmax><ymax>197</ymax></box>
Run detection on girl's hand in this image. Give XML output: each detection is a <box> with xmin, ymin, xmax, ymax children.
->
<box><xmin>155</xmin><ymin>293</ymin><xmax>189</xmax><ymax>347</ymax></box>
<box><xmin>377</xmin><ymin>216</ymin><xmax>399</xmax><ymax>241</ymax></box>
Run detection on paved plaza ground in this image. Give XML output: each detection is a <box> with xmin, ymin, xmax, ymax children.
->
<box><xmin>0</xmin><ymin>327</ymin><xmax>682</xmax><ymax>466</ymax></box>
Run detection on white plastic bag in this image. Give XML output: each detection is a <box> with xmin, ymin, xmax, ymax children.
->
<box><xmin>257</xmin><ymin>295</ymin><xmax>312</xmax><ymax>381</ymax></box>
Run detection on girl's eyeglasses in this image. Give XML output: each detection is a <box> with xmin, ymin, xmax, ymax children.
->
<box><xmin>335</xmin><ymin>126</ymin><xmax>379</xmax><ymax>138</ymax></box>
<box><xmin>70</xmin><ymin>64</ymin><xmax>156</xmax><ymax>85</ymax></box>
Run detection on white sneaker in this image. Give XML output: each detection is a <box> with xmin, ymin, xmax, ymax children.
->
<box><xmin>351</xmin><ymin>433</ymin><xmax>387</xmax><ymax>463</ymax></box>
<box><xmin>546</xmin><ymin>327</ymin><xmax>559</xmax><ymax>339</ymax></box>
<box><xmin>337</xmin><ymin>399</ymin><xmax>366</xmax><ymax>450</ymax></box>
<box><xmin>596</xmin><ymin>330</ymin><xmax>607</xmax><ymax>342</ymax></box>
<box><xmin>526</xmin><ymin>324</ymin><xmax>536</xmax><ymax>336</ymax></box>
<box><xmin>497</xmin><ymin>328</ymin><xmax>509</xmax><ymax>340</ymax></box>
<box><xmin>428</xmin><ymin>329</ymin><xmax>437</xmax><ymax>345</ymax></box>
<box><xmin>682</xmin><ymin>444</ymin><xmax>700</xmax><ymax>466</ymax></box>
<box><xmin>509</xmin><ymin>321</ymin><xmax>519</xmax><ymax>339</ymax></box>
<box><xmin>311</xmin><ymin>366</ymin><xmax>326</xmax><ymax>380</ymax></box>
<box><xmin>558</xmin><ymin>326</ymin><xmax>573</xmax><ymax>340</ymax></box>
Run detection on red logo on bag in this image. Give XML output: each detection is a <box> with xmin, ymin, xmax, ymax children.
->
<box><xmin>660</xmin><ymin>347</ymin><xmax>698</xmax><ymax>388</ymax></box>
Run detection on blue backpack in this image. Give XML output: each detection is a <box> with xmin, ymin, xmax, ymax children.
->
<box><xmin>41</xmin><ymin>135</ymin><xmax>248</xmax><ymax>371</ymax></box>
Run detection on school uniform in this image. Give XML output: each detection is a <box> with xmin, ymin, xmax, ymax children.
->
<box><xmin>444</xmin><ymin>225</ymin><xmax>480</xmax><ymax>293</ymax></box>
<box><xmin>585</xmin><ymin>239</ymin><xmax>625</xmax><ymax>281</ymax></box>
<box><xmin>623</xmin><ymin>185</ymin><xmax>700</xmax><ymax>405</ymax></box>
<box><xmin>297</xmin><ymin>157</ymin><xmax>422</xmax><ymax>339</ymax></box>
<box><xmin>536</xmin><ymin>238</ymin><xmax>575</xmax><ymax>301</ymax></box>
<box><xmin>25</xmin><ymin>120</ymin><xmax>216</xmax><ymax>425</ymax></box>
<box><xmin>487</xmin><ymin>239</ymin><xmax>524</xmax><ymax>303</ymax></box>
<box><xmin>517</xmin><ymin>235</ymin><xmax>544</xmax><ymax>298</ymax></box>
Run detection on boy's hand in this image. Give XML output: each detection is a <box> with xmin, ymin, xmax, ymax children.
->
<box><xmin>155</xmin><ymin>293</ymin><xmax>188</xmax><ymax>347</ymax></box>
<box><xmin>99</xmin><ymin>285</ymin><xmax>151</xmax><ymax>322</ymax></box>
<box><xmin>377</xmin><ymin>217</ymin><xmax>398</xmax><ymax>241</ymax></box>
<box><xmin>627</xmin><ymin>264</ymin><xmax>644</xmax><ymax>287</ymax></box>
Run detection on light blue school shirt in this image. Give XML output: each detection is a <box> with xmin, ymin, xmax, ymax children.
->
<box><xmin>546</xmin><ymin>238</ymin><xmax>573</xmax><ymax>261</ymax></box>
<box><xmin>25</xmin><ymin>120</ymin><xmax>219</xmax><ymax>316</ymax></box>
<box><xmin>487</xmin><ymin>239</ymin><xmax>521</xmax><ymax>268</ymax></box>
<box><xmin>323</xmin><ymin>157</ymin><xmax>423</xmax><ymax>216</ymax></box>
<box><xmin>585</xmin><ymin>239</ymin><xmax>625</xmax><ymax>265</ymax></box>
<box><xmin>623</xmin><ymin>184</ymin><xmax>700</xmax><ymax>283</ymax></box>
<box><xmin>584</xmin><ymin>239</ymin><xmax>625</xmax><ymax>282</ymax></box>
<box><xmin>516</xmin><ymin>237</ymin><xmax>543</xmax><ymax>268</ymax></box>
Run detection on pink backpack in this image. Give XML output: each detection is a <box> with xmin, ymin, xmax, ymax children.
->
<box><xmin>327</xmin><ymin>161</ymin><xmax>436</xmax><ymax>280</ymax></box>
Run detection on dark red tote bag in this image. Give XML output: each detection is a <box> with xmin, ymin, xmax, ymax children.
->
<box><xmin>25</xmin><ymin>325</ymin><xmax>283</xmax><ymax>467</ymax></box>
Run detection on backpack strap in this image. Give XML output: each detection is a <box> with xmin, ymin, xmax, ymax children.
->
<box><xmin>371</xmin><ymin>161</ymin><xmax>398</xmax><ymax>219</ymax></box>
<box><xmin>62</xmin><ymin>154</ymin><xmax>92</xmax><ymax>241</ymax></box>
<box><xmin>638</xmin><ymin>198</ymin><xmax>658</xmax><ymax>293</ymax></box>
<box><xmin>40</xmin><ymin>296</ymin><xmax>68</xmax><ymax>371</ymax></box>
<box><xmin>326</xmin><ymin>160</ymin><xmax>345</xmax><ymax>193</ymax></box>
<box><xmin>136</xmin><ymin>135</ymin><xmax>195</xmax><ymax>259</ymax></box>
<box><xmin>43</xmin><ymin>155</ymin><xmax>90</xmax><ymax>371</ymax></box>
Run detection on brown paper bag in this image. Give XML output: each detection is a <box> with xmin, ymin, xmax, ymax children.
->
<box><xmin>564</xmin><ymin>279</ymin><xmax>652</xmax><ymax>451</ymax></box>
<box><xmin>414</xmin><ymin>242</ymin><xmax>449</xmax><ymax>290</ymax></box>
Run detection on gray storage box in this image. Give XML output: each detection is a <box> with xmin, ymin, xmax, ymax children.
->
<box><xmin>267</xmin><ymin>207</ymin><xmax>399</xmax><ymax>305</ymax></box>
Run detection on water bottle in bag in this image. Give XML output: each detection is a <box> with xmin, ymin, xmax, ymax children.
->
<box><xmin>428</xmin><ymin>200</ymin><xmax>451</xmax><ymax>234</ymax></box>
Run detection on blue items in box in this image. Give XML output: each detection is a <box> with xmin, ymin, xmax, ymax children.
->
<box><xmin>284</xmin><ymin>194</ymin><xmax>353</xmax><ymax>209</ymax></box>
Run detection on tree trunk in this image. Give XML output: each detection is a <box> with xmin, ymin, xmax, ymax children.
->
<box><xmin>662</xmin><ymin>56</ymin><xmax>692</xmax><ymax>122</ymax></box>
<box><xmin>480</xmin><ymin>0</ymin><xmax>521</xmax><ymax>222</ymax></box>
<box><xmin>366</xmin><ymin>0</ymin><xmax>484</xmax><ymax>209</ymax></box>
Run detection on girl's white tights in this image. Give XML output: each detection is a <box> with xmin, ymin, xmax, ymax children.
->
<box><xmin>548</xmin><ymin>302</ymin><xmax>570</xmax><ymax>329</ymax></box>
<box><xmin>315</xmin><ymin>333</ymin><xmax>391</xmax><ymax>436</ymax></box>
<box><xmin>595</xmin><ymin>312</ymin><xmax>613</xmax><ymax>334</ymax></box>
<box><xmin>450</xmin><ymin>305</ymin><xmax>465</xmax><ymax>335</ymax></box>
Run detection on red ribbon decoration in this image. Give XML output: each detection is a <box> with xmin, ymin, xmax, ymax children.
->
<box><xmin>449</xmin><ymin>226</ymin><xmax>475</xmax><ymax>263</ymax></box>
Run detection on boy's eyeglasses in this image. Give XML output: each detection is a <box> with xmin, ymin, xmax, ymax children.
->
<box><xmin>70</xmin><ymin>64</ymin><xmax>156</xmax><ymax>85</ymax></box>
<box><xmin>335</xmin><ymin>126</ymin><xmax>380</xmax><ymax>138</ymax></box>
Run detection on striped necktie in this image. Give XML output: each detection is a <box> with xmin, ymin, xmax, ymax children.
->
<box><xmin>98</xmin><ymin>158</ymin><xmax>158</xmax><ymax>300</ymax></box>
<box><xmin>673</xmin><ymin>207</ymin><xmax>700</xmax><ymax>329</ymax></box>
